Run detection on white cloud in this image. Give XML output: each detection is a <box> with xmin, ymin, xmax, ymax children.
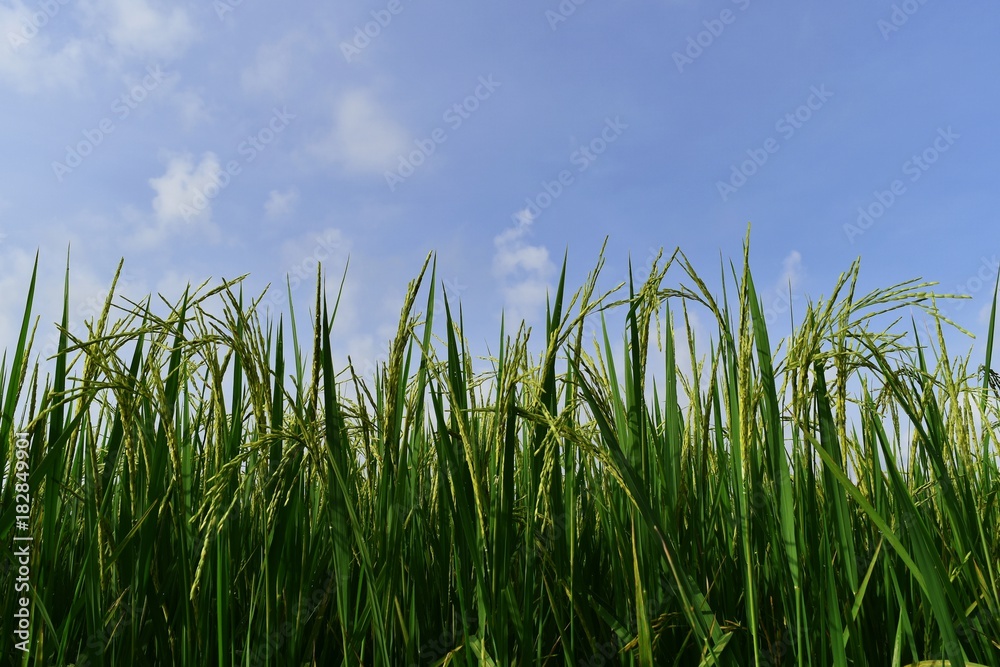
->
<box><xmin>0</xmin><ymin>3</ymin><xmax>89</xmax><ymax>93</ymax></box>
<box><xmin>153</xmin><ymin>268</ymin><xmax>202</xmax><ymax>303</ymax></box>
<box><xmin>778</xmin><ymin>250</ymin><xmax>804</xmax><ymax>291</ymax></box>
<box><xmin>84</xmin><ymin>0</ymin><xmax>195</xmax><ymax>60</ymax></box>
<box><xmin>129</xmin><ymin>152</ymin><xmax>222</xmax><ymax>248</ymax></box>
<box><xmin>171</xmin><ymin>88</ymin><xmax>210</xmax><ymax>127</ymax></box>
<box><xmin>1</xmin><ymin>0</ymin><xmax>194</xmax><ymax>94</ymax></box>
<box><xmin>761</xmin><ymin>250</ymin><xmax>805</xmax><ymax>330</ymax></box>
<box><xmin>260</xmin><ymin>227</ymin><xmax>408</xmax><ymax>391</ymax></box>
<box><xmin>493</xmin><ymin>208</ymin><xmax>555</xmax><ymax>324</ymax></box>
<box><xmin>150</xmin><ymin>153</ymin><xmax>220</xmax><ymax>222</ymax></box>
<box><xmin>311</xmin><ymin>89</ymin><xmax>408</xmax><ymax>173</ymax></box>
<box><xmin>264</xmin><ymin>226</ymin><xmax>357</xmax><ymax>323</ymax></box>
<box><xmin>0</xmin><ymin>239</ymin><xmax>134</xmax><ymax>366</ymax></box>
<box><xmin>264</xmin><ymin>188</ymin><xmax>299</xmax><ymax>220</ymax></box>
<box><xmin>276</xmin><ymin>227</ymin><xmax>348</xmax><ymax>267</ymax></box>
<box><xmin>241</xmin><ymin>33</ymin><xmax>311</xmax><ymax>97</ymax></box>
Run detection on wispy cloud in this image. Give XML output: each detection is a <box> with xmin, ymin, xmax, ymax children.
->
<box><xmin>493</xmin><ymin>208</ymin><xmax>555</xmax><ymax>324</ymax></box>
<box><xmin>129</xmin><ymin>152</ymin><xmax>222</xmax><ymax>248</ymax></box>
<box><xmin>0</xmin><ymin>3</ymin><xmax>88</xmax><ymax>93</ymax></box>
<box><xmin>779</xmin><ymin>250</ymin><xmax>804</xmax><ymax>290</ymax></box>
<box><xmin>264</xmin><ymin>187</ymin><xmax>299</xmax><ymax>220</ymax></box>
<box><xmin>1</xmin><ymin>0</ymin><xmax>195</xmax><ymax>94</ymax></box>
<box><xmin>310</xmin><ymin>89</ymin><xmax>408</xmax><ymax>174</ymax></box>
<box><xmin>170</xmin><ymin>88</ymin><xmax>211</xmax><ymax>128</ymax></box>
<box><xmin>241</xmin><ymin>32</ymin><xmax>312</xmax><ymax>97</ymax></box>
<box><xmin>761</xmin><ymin>250</ymin><xmax>805</xmax><ymax>326</ymax></box>
<box><xmin>82</xmin><ymin>0</ymin><xmax>196</xmax><ymax>60</ymax></box>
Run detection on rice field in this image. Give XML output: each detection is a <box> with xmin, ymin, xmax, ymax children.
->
<box><xmin>1</xmin><ymin>241</ymin><xmax>999</xmax><ymax>666</ymax></box>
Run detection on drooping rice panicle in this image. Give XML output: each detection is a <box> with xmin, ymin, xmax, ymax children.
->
<box><xmin>1</xmin><ymin>240</ymin><xmax>998</xmax><ymax>666</ymax></box>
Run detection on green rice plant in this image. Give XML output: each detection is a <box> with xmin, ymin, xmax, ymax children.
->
<box><xmin>1</xmin><ymin>235</ymin><xmax>998</xmax><ymax>666</ymax></box>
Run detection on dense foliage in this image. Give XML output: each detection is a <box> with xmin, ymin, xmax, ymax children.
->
<box><xmin>1</xmin><ymin>240</ymin><xmax>999</xmax><ymax>666</ymax></box>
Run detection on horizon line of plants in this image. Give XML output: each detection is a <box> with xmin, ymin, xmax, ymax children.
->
<box><xmin>1</xmin><ymin>233</ymin><xmax>999</xmax><ymax>666</ymax></box>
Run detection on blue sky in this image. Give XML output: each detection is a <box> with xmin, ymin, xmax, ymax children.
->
<box><xmin>1</xmin><ymin>0</ymin><xmax>998</xmax><ymax>373</ymax></box>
